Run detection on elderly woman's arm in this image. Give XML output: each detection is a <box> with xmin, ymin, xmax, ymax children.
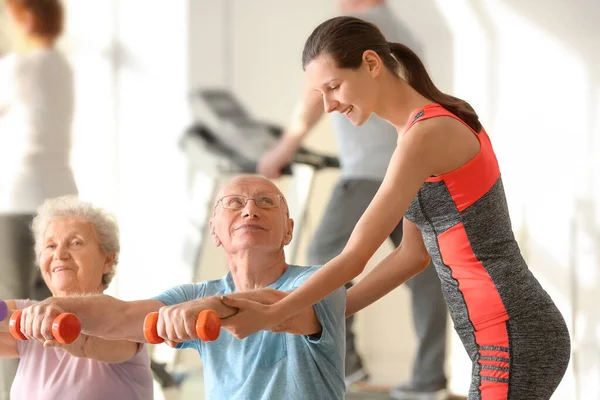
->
<box><xmin>0</xmin><ymin>300</ymin><xmax>18</xmax><ymax>358</ymax></box>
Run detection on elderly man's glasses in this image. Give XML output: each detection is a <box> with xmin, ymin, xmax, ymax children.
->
<box><xmin>216</xmin><ymin>193</ymin><xmax>286</xmax><ymax>211</ymax></box>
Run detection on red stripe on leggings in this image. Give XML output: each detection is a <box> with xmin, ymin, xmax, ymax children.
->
<box><xmin>480</xmin><ymin>349</ymin><xmax>510</xmax><ymax>359</ymax></box>
<box><xmin>476</xmin><ymin>321</ymin><xmax>511</xmax><ymax>399</ymax></box>
<box><xmin>438</xmin><ymin>223</ymin><xmax>508</xmax><ymax>330</ymax></box>
<box><xmin>479</xmin><ymin>359</ymin><xmax>510</xmax><ymax>369</ymax></box>
<box><xmin>480</xmin><ymin>379</ymin><xmax>509</xmax><ymax>400</ymax></box>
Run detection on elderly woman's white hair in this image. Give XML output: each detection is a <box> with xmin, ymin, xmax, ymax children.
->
<box><xmin>31</xmin><ymin>195</ymin><xmax>120</xmax><ymax>290</ymax></box>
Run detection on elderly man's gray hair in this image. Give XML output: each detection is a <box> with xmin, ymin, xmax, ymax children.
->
<box><xmin>31</xmin><ymin>195</ymin><xmax>120</xmax><ymax>290</ymax></box>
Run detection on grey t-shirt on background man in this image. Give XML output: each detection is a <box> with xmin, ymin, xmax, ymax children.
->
<box><xmin>332</xmin><ymin>3</ymin><xmax>424</xmax><ymax>180</ymax></box>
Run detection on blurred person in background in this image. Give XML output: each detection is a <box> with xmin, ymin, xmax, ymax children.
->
<box><xmin>0</xmin><ymin>0</ymin><xmax>77</xmax><ymax>398</ymax></box>
<box><xmin>258</xmin><ymin>1</ymin><xmax>448</xmax><ymax>398</ymax></box>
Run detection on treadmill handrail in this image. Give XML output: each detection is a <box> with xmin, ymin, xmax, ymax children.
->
<box><xmin>181</xmin><ymin>123</ymin><xmax>339</xmax><ymax>174</ymax></box>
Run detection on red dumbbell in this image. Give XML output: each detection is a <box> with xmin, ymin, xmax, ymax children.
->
<box><xmin>9</xmin><ymin>309</ymin><xmax>81</xmax><ymax>344</ymax></box>
<box><xmin>143</xmin><ymin>309</ymin><xmax>221</xmax><ymax>344</ymax></box>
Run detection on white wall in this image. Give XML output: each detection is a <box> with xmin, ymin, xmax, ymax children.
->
<box><xmin>480</xmin><ymin>2</ymin><xmax>599</xmax><ymax>398</ymax></box>
<box><xmin>60</xmin><ymin>1</ymin><xmax>194</xmax><ymax>301</ymax></box>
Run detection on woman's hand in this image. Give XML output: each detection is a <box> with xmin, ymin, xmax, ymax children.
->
<box><xmin>219</xmin><ymin>297</ymin><xmax>281</xmax><ymax>339</ymax></box>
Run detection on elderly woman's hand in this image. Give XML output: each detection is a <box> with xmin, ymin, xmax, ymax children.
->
<box><xmin>19</xmin><ymin>298</ymin><xmax>68</xmax><ymax>346</ymax></box>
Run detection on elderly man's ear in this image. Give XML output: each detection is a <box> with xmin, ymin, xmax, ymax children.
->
<box><xmin>209</xmin><ymin>219</ymin><xmax>222</xmax><ymax>247</ymax></box>
<box><xmin>283</xmin><ymin>218</ymin><xmax>294</xmax><ymax>246</ymax></box>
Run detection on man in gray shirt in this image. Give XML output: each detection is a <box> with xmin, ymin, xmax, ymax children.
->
<box><xmin>258</xmin><ymin>1</ymin><xmax>447</xmax><ymax>399</ymax></box>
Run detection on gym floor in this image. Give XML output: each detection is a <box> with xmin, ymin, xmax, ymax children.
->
<box><xmin>162</xmin><ymin>376</ymin><xmax>468</xmax><ymax>400</ymax></box>
<box><xmin>157</xmin><ymin>363</ymin><xmax>468</xmax><ymax>400</ymax></box>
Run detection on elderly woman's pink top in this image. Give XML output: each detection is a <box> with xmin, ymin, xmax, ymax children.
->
<box><xmin>9</xmin><ymin>300</ymin><xmax>154</xmax><ymax>400</ymax></box>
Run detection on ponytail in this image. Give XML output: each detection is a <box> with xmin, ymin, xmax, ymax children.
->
<box><xmin>301</xmin><ymin>17</ymin><xmax>481</xmax><ymax>132</ymax></box>
<box><xmin>389</xmin><ymin>42</ymin><xmax>482</xmax><ymax>132</ymax></box>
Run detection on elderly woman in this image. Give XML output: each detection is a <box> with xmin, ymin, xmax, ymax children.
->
<box><xmin>0</xmin><ymin>196</ymin><xmax>153</xmax><ymax>400</ymax></box>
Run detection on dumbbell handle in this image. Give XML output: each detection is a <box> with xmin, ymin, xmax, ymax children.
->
<box><xmin>143</xmin><ymin>309</ymin><xmax>221</xmax><ymax>344</ymax></box>
<box><xmin>9</xmin><ymin>309</ymin><xmax>81</xmax><ymax>345</ymax></box>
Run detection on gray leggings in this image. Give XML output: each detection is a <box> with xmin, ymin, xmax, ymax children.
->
<box><xmin>306</xmin><ymin>178</ymin><xmax>448</xmax><ymax>391</ymax></box>
<box><xmin>464</xmin><ymin>307</ymin><xmax>570</xmax><ymax>399</ymax></box>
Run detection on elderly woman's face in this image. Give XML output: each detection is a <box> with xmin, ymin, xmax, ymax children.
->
<box><xmin>39</xmin><ymin>218</ymin><xmax>114</xmax><ymax>296</ymax></box>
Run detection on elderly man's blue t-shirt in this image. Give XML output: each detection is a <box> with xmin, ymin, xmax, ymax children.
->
<box><xmin>153</xmin><ymin>265</ymin><xmax>346</xmax><ymax>400</ymax></box>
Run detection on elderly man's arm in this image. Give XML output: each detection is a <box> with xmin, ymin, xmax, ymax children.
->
<box><xmin>20</xmin><ymin>293</ymin><xmax>237</xmax><ymax>344</ymax></box>
<box><xmin>20</xmin><ymin>296</ymin><xmax>163</xmax><ymax>343</ymax></box>
<box><xmin>157</xmin><ymin>288</ymin><xmax>320</xmax><ymax>344</ymax></box>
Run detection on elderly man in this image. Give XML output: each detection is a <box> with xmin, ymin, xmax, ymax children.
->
<box><xmin>18</xmin><ymin>175</ymin><xmax>346</xmax><ymax>400</ymax></box>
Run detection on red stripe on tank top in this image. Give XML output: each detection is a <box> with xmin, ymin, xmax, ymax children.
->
<box><xmin>405</xmin><ymin>105</ymin><xmax>501</xmax><ymax>212</ymax></box>
<box><xmin>431</xmin><ymin>129</ymin><xmax>500</xmax><ymax>212</ymax></box>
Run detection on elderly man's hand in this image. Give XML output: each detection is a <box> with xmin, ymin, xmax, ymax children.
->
<box><xmin>19</xmin><ymin>298</ymin><xmax>68</xmax><ymax>346</ymax></box>
<box><xmin>156</xmin><ymin>297</ymin><xmax>237</xmax><ymax>347</ymax></box>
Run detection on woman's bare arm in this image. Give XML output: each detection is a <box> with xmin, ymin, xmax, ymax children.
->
<box><xmin>269</xmin><ymin>117</ymin><xmax>479</xmax><ymax>327</ymax></box>
<box><xmin>346</xmin><ymin>218</ymin><xmax>431</xmax><ymax>317</ymax></box>
<box><xmin>225</xmin><ymin>289</ymin><xmax>320</xmax><ymax>335</ymax></box>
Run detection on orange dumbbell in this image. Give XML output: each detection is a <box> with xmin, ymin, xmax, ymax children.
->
<box><xmin>143</xmin><ymin>309</ymin><xmax>221</xmax><ymax>344</ymax></box>
<box><xmin>9</xmin><ymin>309</ymin><xmax>81</xmax><ymax>344</ymax></box>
